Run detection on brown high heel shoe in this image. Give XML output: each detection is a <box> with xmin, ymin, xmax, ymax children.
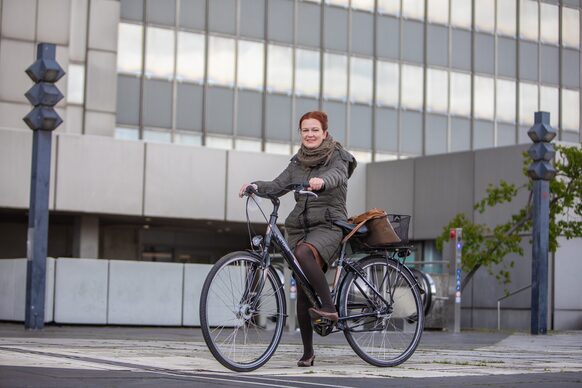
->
<box><xmin>297</xmin><ymin>354</ymin><xmax>315</xmax><ymax>367</ymax></box>
<box><xmin>308</xmin><ymin>307</ymin><xmax>339</xmax><ymax>323</ymax></box>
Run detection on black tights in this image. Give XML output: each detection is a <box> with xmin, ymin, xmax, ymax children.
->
<box><xmin>295</xmin><ymin>243</ymin><xmax>335</xmax><ymax>360</ymax></box>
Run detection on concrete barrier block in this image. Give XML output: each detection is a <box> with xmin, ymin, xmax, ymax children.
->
<box><xmin>54</xmin><ymin>258</ymin><xmax>108</xmax><ymax>324</ymax></box>
<box><xmin>182</xmin><ymin>264</ymin><xmax>213</xmax><ymax>326</ymax></box>
<box><xmin>108</xmin><ymin>260</ymin><xmax>183</xmax><ymax>325</ymax></box>
<box><xmin>0</xmin><ymin>258</ymin><xmax>54</xmax><ymax>322</ymax></box>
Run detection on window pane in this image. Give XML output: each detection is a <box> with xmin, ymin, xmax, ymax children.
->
<box><xmin>351</xmin><ymin>0</ymin><xmax>374</xmax><ymax>11</ymax></box>
<box><xmin>350</xmin><ymin>56</ymin><xmax>373</xmax><ymax>104</ymax></box>
<box><xmin>402</xmin><ymin>0</ymin><xmax>424</xmax><ymax>21</ymax></box>
<box><xmin>561</xmin><ymin>89</ymin><xmax>580</xmax><ymax>130</ymax></box>
<box><xmin>323</xmin><ymin>53</ymin><xmax>348</xmax><ymax>101</ymax></box>
<box><xmin>450</xmin><ymin>71</ymin><xmax>471</xmax><ymax>116</ymax></box>
<box><xmin>540</xmin><ymin>86</ymin><xmax>558</xmax><ymax>126</ymax></box>
<box><xmin>474</xmin><ymin>75</ymin><xmax>494</xmax><ymax>120</ymax></box>
<box><xmin>519</xmin><ymin>82</ymin><xmax>538</xmax><ymax>125</ymax></box>
<box><xmin>428</xmin><ymin>0</ymin><xmax>448</xmax><ymax>25</ymax></box>
<box><xmin>377</xmin><ymin>0</ymin><xmax>399</xmax><ymax>16</ymax></box>
<box><xmin>426</xmin><ymin>68</ymin><xmax>448</xmax><ymax>113</ymax></box>
<box><xmin>145</xmin><ymin>27</ymin><xmax>175</xmax><ymax>79</ymax></box>
<box><xmin>496</xmin><ymin>79</ymin><xmax>516</xmax><ymax>123</ymax></box>
<box><xmin>562</xmin><ymin>7</ymin><xmax>580</xmax><ymax>49</ymax></box>
<box><xmin>144</xmin><ymin>129</ymin><xmax>172</xmax><ymax>143</ymax></box>
<box><xmin>117</xmin><ymin>23</ymin><xmax>143</xmax><ymax>75</ymax></box>
<box><xmin>238</xmin><ymin>40</ymin><xmax>264</xmax><ymax>90</ymax></box>
<box><xmin>401</xmin><ymin>64</ymin><xmax>423</xmax><ymax>109</ymax></box>
<box><xmin>267</xmin><ymin>44</ymin><xmax>292</xmax><ymax>94</ymax></box>
<box><xmin>540</xmin><ymin>3</ymin><xmax>559</xmax><ymax>45</ymax></box>
<box><xmin>475</xmin><ymin>0</ymin><xmax>494</xmax><ymax>33</ymax></box>
<box><xmin>176</xmin><ymin>31</ymin><xmax>205</xmax><ymax>83</ymax></box>
<box><xmin>519</xmin><ymin>0</ymin><xmax>538</xmax><ymax>41</ymax></box>
<box><xmin>451</xmin><ymin>0</ymin><xmax>471</xmax><ymax>29</ymax></box>
<box><xmin>497</xmin><ymin>0</ymin><xmax>516</xmax><ymax>37</ymax></box>
<box><xmin>67</xmin><ymin>64</ymin><xmax>85</xmax><ymax>104</ymax></box>
<box><xmin>376</xmin><ymin>60</ymin><xmax>399</xmax><ymax>107</ymax></box>
<box><xmin>208</xmin><ymin>36</ymin><xmax>235</xmax><ymax>87</ymax></box>
<box><xmin>295</xmin><ymin>48</ymin><xmax>320</xmax><ymax>98</ymax></box>
<box><xmin>235</xmin><ymin>138</ymin><xmax>262</xmax><ymax>152</ymax></box>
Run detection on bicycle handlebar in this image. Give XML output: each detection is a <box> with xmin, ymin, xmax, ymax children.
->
<box><xmin>244</xmin><ymin>182</ymin><xmax>319</xmax><ymax>199</ymax></box>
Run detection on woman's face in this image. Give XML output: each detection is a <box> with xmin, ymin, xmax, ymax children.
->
<box><xmin>300</xmin><ymin>118</ymin><xmax>327</xmax><ymax>149</ymax></box>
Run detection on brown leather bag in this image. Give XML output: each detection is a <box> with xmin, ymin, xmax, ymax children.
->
<box><xmin>342</xmin><ymin>208</ymin><xmax>401</xmax><ymax>246</ymax></box>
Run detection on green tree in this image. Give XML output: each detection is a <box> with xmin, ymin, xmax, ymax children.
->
<box><xmin>436</xmin><ymin>144</ymin><xmax>582</xmax><ymax>292</ymax></box>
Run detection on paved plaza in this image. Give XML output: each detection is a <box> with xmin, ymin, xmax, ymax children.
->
<box><xmin>0</xmin><ymin>323</ymin><xmax>581</xmax><ymax>387</ymax></box>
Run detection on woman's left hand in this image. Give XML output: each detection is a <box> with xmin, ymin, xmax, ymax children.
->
<box><xmin>308</xmin><ymin>177</ymin><xmax>325</xmax><ymax>191</ymax></box>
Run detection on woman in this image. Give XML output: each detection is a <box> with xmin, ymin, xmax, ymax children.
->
<box><xmin>239</xmin><ymin>111</ymin><xmax>357</xmax><ymax>367</ymax></box>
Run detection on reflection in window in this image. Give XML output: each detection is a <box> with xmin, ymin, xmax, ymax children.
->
<box><xmin>561</xmin><ymin>89</ymin><xmax>580</xmax><ymax>130</ymax></box>
<box><xmin>562</xmin><ymin>7</ymin><xmax>580</xmax><ymax>49</ymax></box>
<box><xmin>402</xmin><ymin>0</ymin><xmax>424</xmax><ymax>21</ymax></box>
<box><xmin>426</xmin><ymin>68</ymin><xmax>448</xmax><ymax>113</ymax></box>
<box><xmin>206</xmin><ymin>135</ymin><xmax>233</xmax><ymax>150</ymax></box>
<box><xmin>540</xmin><ymin>3</ymin><xmax>559</xmax><ymax>45</ymax></box>
<box><xmin>67</xmin><ymin>64</ymin><xmax>85</xmax><ymax>104</ymax></box>
<box><xmin>175</xmin><ymin>131</ymin><xmax>202</xmax><ymax>146</ymax></box>
<box><xmin>326</xmin><ymin>0</ymin><xmax>349</xmax><ymax>7</ymax></box>
<box><xmin>475</xmin><ymin>0</ymin><xmax>494</xmax><ymax>33</ymax></box>
<box><xmin>474</xmin><ymin>75</ymin><xmax>494</xmax><ymax>120</ymax></box>
<box><xmin>428</xmin><ymin>0</ymin><xmax>448</xmax><ymax>25</ymax></box>
<box><xmin>115</xmin><ymin>127</ymin><xmax>139</xmax><ymax>140</ymax></box>
<box><xmin>450</xmin><ymin>71</ymin><xmax>471</xmax><ymax>116</ymax></box>
<box><xmin>267</xmin><ymin>44</ymin><xmax>292</xmax><ymax>94</ymax></box>
<box><xmin>235</xmin><ymin>138</ymin><xmax>262</xmax><ymax>152</ymax></box>
<box><xmin>376</xmin><ymin>60</ymin><xmax>399</xmax><ymax>107</ymax></box>
<box><xmin>496</xmin><ymin>79</ymin><xmax>516</xmax><ymax>123</ymax></box>
<box><xmin>540</xmin><ymin>86</ymin><xmax>558</xmax><ymax>126</ymax></box>
<box><xmin>323</xmin><ymin>53</ymin><xmax>347</xmax><ymax>101</ymax></box>
<box><xmin>295</xmin><ymin>48</ymin><xmax>320</xmax><ymax>98</ymax></box>
<box><xmin>118</xmin><ymin>23</ymin><xmax>143</xmax><ymax>75</ymax></box>
<box><xmin>519</xmin><ymin>82</ymin><xmax>538</xmax><ymax>125</ymax></box>
<box><xmin>451</xmin><ymin>0</ymin><xmax>471</xmax><ymax>29</ymax></box>
<box><xmin>144</xmin><ymin>129</ymin><xmax>172</xmax><ymax>143</ymax></box>
<box><xmin>350</xmin><ymin>56</ymin><xmax>373</xmax><ymax>104</ymax></box>
<box><xmin>238</xmin><ymin>40</ymin><xmax>264</xmax><ymax>91</ymax></box>
<box><xmin>401</xmin><ymin>64</ymin><xmax>423</xmax><ymax>110</ymax></box>
<box><xmin>208</xmin><ymin>36</ymin><xmax>235</xmax><ymax>87</ymax></box>
<box><xmin>176</xmin><ymin>31</ymin><xmax>205</xmax><ymax>83</ymax></box>
<box><xmin>351</xmin><ymin>0</ymin><xmax>374</xmax><ymax>11</ymax></box>
<box><xmin>497</xmin><ymin>0</ymin><xmax>516</xmax><ymax>37</ymax></box>
<box><xmin>145</xmin><ymin>27</ymin><xmax>175</xmax><ymax>79</ymax></box>
<box><xmin>519</xmin><ymin>0</ymin><xmax>538</xmax><ymax>41</ymax></box>
<box><xmin>377</xmin><ymin>0</ymin><xmax>399</xmax><ymax>16</ymax></box>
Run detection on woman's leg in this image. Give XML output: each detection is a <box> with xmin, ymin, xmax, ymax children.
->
<box><xmin>296</xmin><ymin>285</ymin><xmax>314</xmax><ymax>360</ymax></box>
<box><xmin>294</xmin><ymin>243</ymin><xmax>335</xmax><ymax>313</ymax></box>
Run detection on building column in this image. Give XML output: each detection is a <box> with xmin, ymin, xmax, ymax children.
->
<box><xmin>73</xmin><ymin>215</ymin><xmax>100</xmax><ymax>258</ymax></box>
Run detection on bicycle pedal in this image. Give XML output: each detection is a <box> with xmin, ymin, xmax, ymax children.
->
<box><xmin>313</xmin><ymin>317</ymin><xmax>332</xmax><ymax>325</ymax></box>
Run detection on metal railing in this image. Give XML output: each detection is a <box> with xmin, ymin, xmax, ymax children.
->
<box><xmin>497</xmin><ymin>284</ymin><xmax>531</xmax><ymax>331</ymax></box>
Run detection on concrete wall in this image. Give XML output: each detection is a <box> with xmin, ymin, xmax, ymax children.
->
<box><xmin>0</xmin><ymin>258</ymin><xmax>55</xmax><ymax>322</ymax></box>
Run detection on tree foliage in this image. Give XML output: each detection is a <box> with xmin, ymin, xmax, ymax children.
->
<box><xmin>436</xmin><ymin>144</ymin><xmax>582</xmax><ymax>292</ymax></box>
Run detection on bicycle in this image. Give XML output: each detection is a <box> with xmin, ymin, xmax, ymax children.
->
<box><xmin>199</xmin><ymin>183</ymin><xmax>424</xmax><ymax>372</ymax></box>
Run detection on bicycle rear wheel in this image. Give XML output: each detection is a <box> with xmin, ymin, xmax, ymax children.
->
<box><xmin>200</xmin><ymin>251</ymin><xmax>286</xmax><ymax>372</ymax></box>
<box><xmin>339</xmin><ymin>255</ymin><xmax>424</xmax><ymax>367</ymax></box>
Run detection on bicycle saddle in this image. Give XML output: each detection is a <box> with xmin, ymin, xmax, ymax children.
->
<box><xmin>333</xmin><ymin>220</ymin><xmax>368</xmax><ymax>236</ymax></box>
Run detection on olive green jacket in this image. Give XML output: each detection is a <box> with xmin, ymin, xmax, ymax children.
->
<box><xmin>254</xmin><ymin>148</ymin><xmax>356</xmax><ymax>263</ymax></box>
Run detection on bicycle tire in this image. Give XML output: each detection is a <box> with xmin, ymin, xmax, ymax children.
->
<box><xmin>200</xmin><ymin>251</ymin><xmax>286</xmax><ymax>372</ymax></box>
<box><xmin>338</xmin><ymin>255</ymin><xmax>424</xmax><ymax>367</ymax></box>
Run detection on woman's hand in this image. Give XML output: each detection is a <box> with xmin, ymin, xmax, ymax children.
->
<box><xmin>239</xmin><ymin>183</ymin><xmax>258</xmax><ymax>198</ymax></box>
<box><xmin>307</xmin><ymin>177</ymin><xmax>324</xmax><ymax>191</ymax></box>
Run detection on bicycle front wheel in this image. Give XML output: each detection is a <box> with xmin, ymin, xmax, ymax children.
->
<box><xmin>200</xmin><ymin>251</ymin><xmax>286</xmax><ymax>372</ymax></box>
<box><xmin>339</xmin><ymin>255</ymin><xmax>424</xmax><ymax>367</ymax></box>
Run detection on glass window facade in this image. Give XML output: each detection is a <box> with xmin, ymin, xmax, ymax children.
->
<box><xmin>115</xmin><ymin>0</ymin><xmax>581</xmax><ymax>158</ymax></box>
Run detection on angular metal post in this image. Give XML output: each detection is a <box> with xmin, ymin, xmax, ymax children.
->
<box><xmin>527</xmin><ymin>111</ymin><xmax>556</xmax><ymax>335</ymax></box>
<box><xmin>23</xmin><ymin>43</ymin><xmax>65</xmax><ymax>330</ymax></box>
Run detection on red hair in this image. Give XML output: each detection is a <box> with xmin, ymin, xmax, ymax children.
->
<box><xmin>299</xmin><ymin>111</ymin><xmax>328</xmax><ymax>132</ymax></box>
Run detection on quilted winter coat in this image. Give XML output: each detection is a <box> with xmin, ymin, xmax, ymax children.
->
<box><xmin>254</xmin><ymin>148</ymin><xmax>356</xmax><ymax>265</ymax></box>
